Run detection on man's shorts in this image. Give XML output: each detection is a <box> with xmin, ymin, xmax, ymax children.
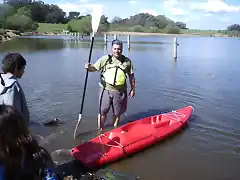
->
<box><xmin>99</xmin><ymin>87</ymin><xmax>127</xmax><ymax>116</ymax></box>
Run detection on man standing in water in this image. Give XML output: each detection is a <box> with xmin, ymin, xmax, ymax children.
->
<box><xmin>85</xmin><ymin>39</ymin><xmax>135</xmax><ymax>133</ymax></box>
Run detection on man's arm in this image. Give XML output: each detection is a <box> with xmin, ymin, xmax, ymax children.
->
<box><xmin>128</xmin><ymin>60</ymin><xmax>135</xmax><ymax>90</ymax></box>
<box><xmin>129</xmin><ymin>73</ymin><xmax>135</xmax><ymax>90</ymax></box>
<box><xmin>127</xmin><ymin>59</ymin><xmax>135</xmax><ymax>97</ymax></box>
<box><xmin>85</xmin><ymin>55</ymin><xmax>108</xmax><ymax>72</ymax></box>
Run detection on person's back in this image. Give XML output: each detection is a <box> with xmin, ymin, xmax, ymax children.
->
<box><xmin>0</xmin><ymin>53</ymin><xmax>29</xmax><ymax>124</ymax></box>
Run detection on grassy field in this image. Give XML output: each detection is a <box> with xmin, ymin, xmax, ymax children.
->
<box><xmin>36</xmin><ymin>23</ymin><xmax>225</xmax><ymax>36</ymax></box>
<box><xmin>180</xmin><ymin>29</ymin><xmax>222</xmax><ymax>35</ymax></box>
<box><xmin>37</xmin><ymin>23</ymin><xmax>67</xmax><ymax>33</ymax></box>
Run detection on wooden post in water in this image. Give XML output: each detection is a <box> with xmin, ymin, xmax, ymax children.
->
<box><xmin>173</xmin><ymin>37</ymin><xmax>179</xmax><ymax>59</ymax></box>
<box><xmin>127</xmin><ymin>35</ymin><xmax>130</xmax><ymax>49</ymax></box>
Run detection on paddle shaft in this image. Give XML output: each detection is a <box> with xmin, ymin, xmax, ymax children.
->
<box><xmin>79</xmin><ymin>36</ymin><xmax>95</xmax><ymax>115</ymax></box>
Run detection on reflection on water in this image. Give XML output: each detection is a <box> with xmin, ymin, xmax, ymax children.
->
<box><xmin>0</xmin><ymin>37</ymin><xmax>107</xmax><ymax>52</ymax></box>
<box><xmin>0</xmin><ymin>35</ymin><xmax>172</xmax><ymax>53</ymax></box>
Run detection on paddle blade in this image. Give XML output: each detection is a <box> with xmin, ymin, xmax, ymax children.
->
<box><xmin>91</xmin><ymin>5</ymin><xmax>103</xmax><ymax>36</ymax></box>
<box><xmin>73</xmin><ymin>114</ymin><xmax>82</xmax><ymax>139</ymax></box>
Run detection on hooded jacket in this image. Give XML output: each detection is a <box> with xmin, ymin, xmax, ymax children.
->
<box><xmin>0</xmin><ymin>73</ymin><xmax>29</xmax><ymax>124</ymax></box>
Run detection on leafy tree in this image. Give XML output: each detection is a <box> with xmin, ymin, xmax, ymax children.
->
<box><xmin>67</xmin><ymin>16</ymin><xmax>91</xmax><ymax>34</ymax></box>
<box><xmin>175</xmin><ymin>21</ymin><xmax>187</xmax><ymax>29</ymax></box>
<box><xmin>227</xmin><ymin>24</ymin><xmax>240</xmax><ymax>31</ymax></box>
<box><xmin>68</xmin><ymin>11</ymin><xmax>80</xmax><ymax>20</ymax></box>
<box><xmin>16</xmin><ymin>6</ymin><xmax>31</xmax><ymax>17</ymax></box>
<box><xmin>111</xmin><ymin>16</ymin><xmax>122</xmax><ymax>24</ymax></box>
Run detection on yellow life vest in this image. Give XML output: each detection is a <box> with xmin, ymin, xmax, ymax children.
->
<box><xmin>101</xmin><ymin>55</ymin><xmax>127</xmax><ymax>86</ymax></box>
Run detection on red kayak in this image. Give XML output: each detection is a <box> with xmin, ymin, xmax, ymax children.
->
<box><xmin>71</xmin><ymin>106</ymin><xmax>193</xmax><ymax>169</ymax></box>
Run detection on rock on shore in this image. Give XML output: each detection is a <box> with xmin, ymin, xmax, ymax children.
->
<box><xmin>0</xmin><ymin>29</ymin><xmax>22</xmax><ymax>43</ymax></box>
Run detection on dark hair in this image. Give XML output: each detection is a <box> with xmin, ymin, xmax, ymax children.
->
<box><xmin>2</xmin><ymin>53</ymin><xmax>26</xmax><ymax>73</ymax></box>
<box><xmin>0</xmin><ymin>105</ymin><xmax>52</xmax><ymax>179</ymax></box>
<box><xmin>112</xmin><ymin>39</ymin><xmax>123</xmax><ymax>49</ymax></box>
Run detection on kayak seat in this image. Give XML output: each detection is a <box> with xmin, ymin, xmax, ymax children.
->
<box><xmin>153</xmin><ymin>120</ymin><xmax>170</xmax><ymax>129</ymax></box>
<box><xmin>139</xmin><ymin>115</ymin><xmax>162</xmax><ymax>125</ymax></box>
<box><xmin>99</xmin><ymin>124</ymin><xmax>155</xmax><ymax>149</ymax></box>
<box><xmin>117</xmin><ymin>124</ymin><xmax>155</xmax><ymax>147</ymax></box>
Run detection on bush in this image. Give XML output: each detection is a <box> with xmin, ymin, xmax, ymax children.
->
<box><xmin>164</xmin><ymin>24</ymin><xmax>180</xmax><ymax>34</ymax></box>
<box><xmin>31</xmin><ymin>22</ymin><xmax>39</xmax><ymax>31</ymax></box>
<box><xmin>67</xmin><ymin>24</ymin><xmax>73</xmax><ymax>32</ymax></box>
<box><xmin>132</xmin><ymin>25</ymin><xmax>145</xmax><ymax>32</ymax></box>
<box><xmin>148</xmin><ymin>27</ymin><xmax>161</xmax><ymax>33</ymax></box>
<box><xmin>5</xmin><ymin>14</ymin><xmax>34</xmax><ymax>31</ymax></box>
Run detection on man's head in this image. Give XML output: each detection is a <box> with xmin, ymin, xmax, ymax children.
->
<box><xmin>112</xmin><ymin>39</ymin><xmax>123</xmax><ymax>58</ymax></box>
<box><xmin>2</xmin><ymin>53</ymin><xmax>26</xmax><ymax>78</ymax></box>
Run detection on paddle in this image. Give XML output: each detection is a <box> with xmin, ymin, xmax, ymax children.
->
<box><xmin>73</xmin><ymin>5</ymin><xmax>103</xmax><ymax>139</ymax></box>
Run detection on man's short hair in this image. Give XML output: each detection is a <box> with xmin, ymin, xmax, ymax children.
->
<box><xmin>112</xmin><ymin>39</ymin><xmax>123</xmax><ymax>49</ymax></box>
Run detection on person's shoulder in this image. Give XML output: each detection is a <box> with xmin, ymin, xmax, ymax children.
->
<box><xmin>99</xmin><ymin>54</ymin><xmax>110</xmax><ymax>60</ymax></box>
<box><xmin>12</xmin><ymin>80</ymin><xmax>22</xmax><ymax>92</ymax></box>
<box><xmin>122</xmin><ymin>55</ymin><xmax>132</xmax><ymax>63</ymax></box>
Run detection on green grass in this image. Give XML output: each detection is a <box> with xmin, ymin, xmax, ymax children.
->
<box><xmin>36</xmin><ymin>23</ymin><xmax>226</xmax><ymax>36</ymax></box>
<box><xmin>180</xmin><ymin>29</ymin><xmax>223</xmax><ymax>35</ymax></box>
<box><xmin>37</xmin><ymin>23</ymin><xmax>67</xmax><ymax>33</ymax></box>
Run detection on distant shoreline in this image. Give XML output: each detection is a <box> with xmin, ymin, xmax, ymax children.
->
<box><xmin>101</xmin><ymin>31</ymin><xmax>227</xmax><ymax>37</ymax></box>
<box><xmin>103</xmin><ymin>31</ymin><xmax>198</xmax><ymax>36</ymax></box>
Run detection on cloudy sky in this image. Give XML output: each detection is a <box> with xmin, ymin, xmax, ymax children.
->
<box><xmin>5</xmin><ymin>0</ymin><xmax>240</xmax><ymax>30</ymax></box>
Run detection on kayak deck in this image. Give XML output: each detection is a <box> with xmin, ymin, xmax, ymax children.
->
<box><xmin>71</xmin><ymin>106</ymin><xmax>193</xmax><ymax>169</ymax></box>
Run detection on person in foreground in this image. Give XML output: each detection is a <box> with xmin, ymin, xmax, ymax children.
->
<box><xmin>85</xmin><ymin>39</ymin><xmax>135</xmax><ymax>134</ymax></box>
<box><xmin>0</xmin><ymin>105</ymin><xmax>58</xmax><ymax>180</ymax></box>
<box><xmin>0</xmin><ymin>53</ymin><xmax>29</xmax><ymax>124</ymax></box>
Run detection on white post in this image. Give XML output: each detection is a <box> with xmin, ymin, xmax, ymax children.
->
<box><xmin>173</xmin><ymin>37</ymin><xmax>178</xmax><ymax>59</ymax></box>
<box><xmin>114</xmin><ymin>34</ymin><xmax>117</xmax><ymax>40</ymax></box>
<box><xmin>104</xmin><ymin>34</ymin><xmax>107</xmax><ymax>45</ymax></box>
<box><xmin>127</xmin><ymin>35</ymin><xmax>130</xmax><ymax>49</ymax></box>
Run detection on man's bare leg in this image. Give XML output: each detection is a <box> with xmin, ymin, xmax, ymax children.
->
<box><xmin>113</xmin><ymin>115</ymin><xmax>120</xmax><ymax>128</ymax></box>
<box><xmin>98</xmin><ymin>114</ymin><xmax>107</xmax><ymax>134</ymax></box>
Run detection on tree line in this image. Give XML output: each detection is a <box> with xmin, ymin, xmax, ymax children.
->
<box><xmin>0</xmin><ymin>0</ymin><xmax>240</xmax><ymax>36</ymax></box>
<box><xmin>0</xmin><ymin>0</ymin><xmax>67</xmax><ymax>32</ymax></box>
<box><xmin>0</xmin><ymin>0</ymin><xmax>188</xmax><ymax>34</ymax></box>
